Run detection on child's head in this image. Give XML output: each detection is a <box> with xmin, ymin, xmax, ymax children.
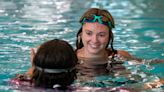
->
<box><xmin>32</xmin><ymin>39</ymin><xmax>77</xmax><ymax>89</ymax></box>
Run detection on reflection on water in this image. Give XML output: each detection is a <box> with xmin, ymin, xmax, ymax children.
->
<box><xmin>75</xmin><ymin>58</ymin><xmax>164</xmax><ymax>91</ymax></box>
<box><xmin>0</xmin><ymin>0</ymin><xmax>164</xmax><ymax>91</ymax></box>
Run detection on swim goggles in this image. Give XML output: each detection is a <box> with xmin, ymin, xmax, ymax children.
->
<box><xmin>80</xmin><ymin>14</ymin><xmax>114</xmax><ymax>28</ymax></box>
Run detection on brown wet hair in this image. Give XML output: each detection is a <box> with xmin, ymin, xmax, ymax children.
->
<box><xmin>31</xmin><ymin>39</ymin><xmax>78</xmax><ymax>90</ymax></box>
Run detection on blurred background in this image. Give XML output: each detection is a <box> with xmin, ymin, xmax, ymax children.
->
<box><xmin>0</xmin><ymin>0</ymin><xmax>164</xmax><ymax>91</ymax></box>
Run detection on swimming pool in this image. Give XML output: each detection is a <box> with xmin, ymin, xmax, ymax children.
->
<box><xmin>0</xmin><ymin>0</ymin><xmax>163</xmax><ymax>91</ymax></box>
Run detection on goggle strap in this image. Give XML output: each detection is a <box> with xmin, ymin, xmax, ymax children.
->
<box><xmin>81</xmin><ymin>18</ymin><xmax>86</xmax><ymax>25</ymax></box>
<box><xmin>108</xmin><ymin>22</ymin><xmax>113</xmax><ymax>28</ymax></box>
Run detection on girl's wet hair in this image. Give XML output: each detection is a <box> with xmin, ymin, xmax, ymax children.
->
<box><xmin>31</xmin><ymin>39</ymin><xmax>78</xmax><ymax>89</ymax></box>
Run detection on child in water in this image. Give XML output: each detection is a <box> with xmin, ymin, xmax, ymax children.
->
<box><xmin>11</xmin><ymin>39</ymin><xmax>78</xmax><ymax>90</ymax></box>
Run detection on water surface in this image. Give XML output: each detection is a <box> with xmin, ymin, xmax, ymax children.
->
<box><xmin>0</xmin><ymin>0</ymin><xmax>163</xmax><ymax>91</ymax></box>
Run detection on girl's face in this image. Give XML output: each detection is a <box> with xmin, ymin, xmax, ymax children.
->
<box><xmin>81</xmin><ymin>22</ymin><xmax>110</xmax><ymax>56</ymax></box>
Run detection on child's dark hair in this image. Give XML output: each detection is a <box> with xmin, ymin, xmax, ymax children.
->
<box><xmin>31</xmin><ymin>39</ymin><xmax>78</xmax><ymax>90</ymax></box>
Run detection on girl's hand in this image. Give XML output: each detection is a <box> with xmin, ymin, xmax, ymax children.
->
<box><xmin>30</xmin><ymin>48</ymin><xmax>37</xmax><ymax>66</ymax></box>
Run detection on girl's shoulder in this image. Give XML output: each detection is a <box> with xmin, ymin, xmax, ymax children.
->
<box><xmin>117</xmin><ymin>50</ymin><xmax>132</xmax><ymax>59</ymax></box>
<box><xmin>106</xmin><ymin>48</ymin><xmax>133</xmax><ymax>59</ymax></box>
<box><xmin>75</xmin><ymin>48</ymin><xmax>83</xmax><ymax>58</ymax></box>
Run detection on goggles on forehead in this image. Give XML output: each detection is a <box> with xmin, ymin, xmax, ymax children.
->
<box><xmin>80</xmin><ymin>14</ymin><xmax>114</xmax><ymax>28</ymax></box>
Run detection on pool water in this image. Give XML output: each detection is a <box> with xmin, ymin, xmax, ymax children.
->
<box><xmin>0</xmin><ymin>0</ymin><xmax>164</xmax><ymax>91</ymax></box>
